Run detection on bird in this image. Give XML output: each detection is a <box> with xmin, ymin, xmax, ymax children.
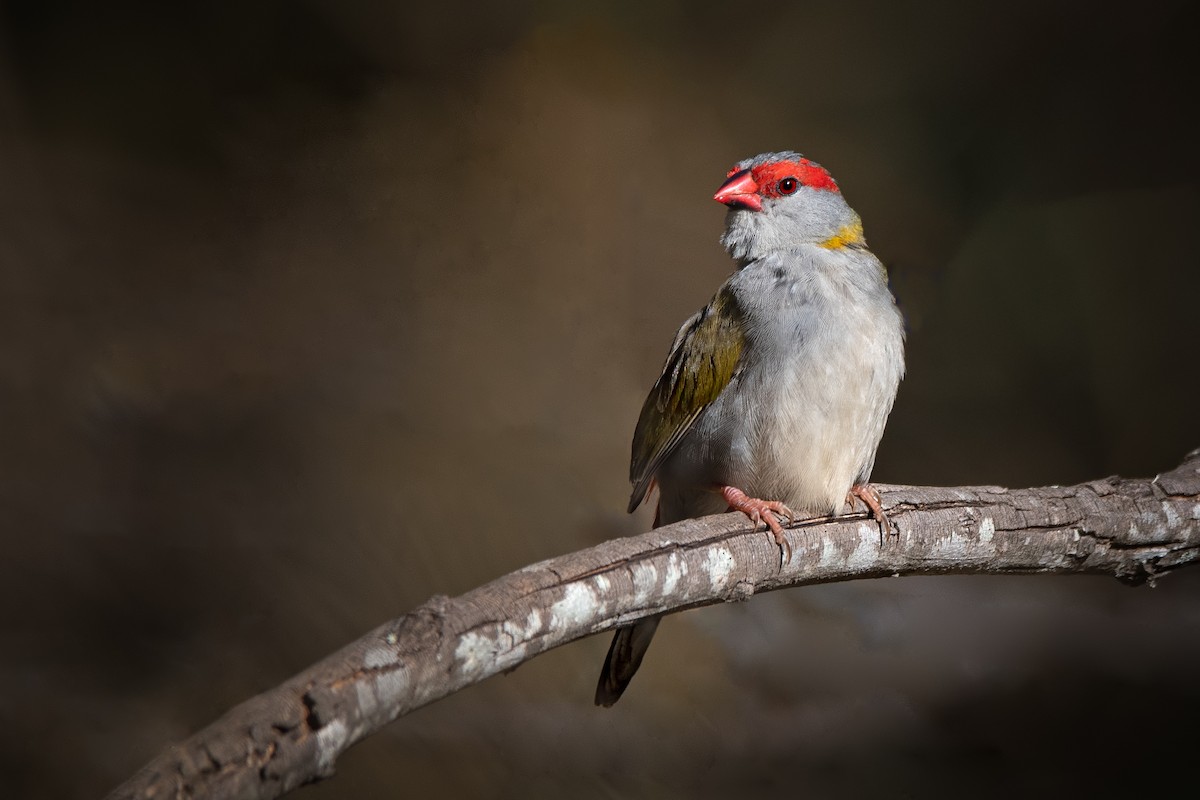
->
<box><xmin>594</xmin><ymin>150</ymin><xmax>906</xmax><ymax>707</ymax></box>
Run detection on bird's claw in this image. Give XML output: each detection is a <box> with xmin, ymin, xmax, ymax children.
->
<box><xmin>720</xmin><ymin>486</ymin><xmax>794</xmax><ymax>566</ymax></box>
<box><xmin>847</xmin><ymin>483</ymin><xmax>894</xmax><ymax>543</ymax></box>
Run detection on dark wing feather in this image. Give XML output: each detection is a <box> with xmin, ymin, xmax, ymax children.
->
<box><xmin>628</xmin><ymin>287</ymin><xmax>744</xmax><ymax>512</ymax></box>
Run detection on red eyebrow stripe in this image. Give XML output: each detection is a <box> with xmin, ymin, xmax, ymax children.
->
<box><xmin>753</xmin><ymin>159</ymin><xmax>840</xmax><ymax>194</ymax></box>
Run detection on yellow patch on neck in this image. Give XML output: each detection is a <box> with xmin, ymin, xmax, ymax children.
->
<box><xmin>818</xmin><ymin>218</ymin><xmax>865</xmax><ymax>249</ymax></box>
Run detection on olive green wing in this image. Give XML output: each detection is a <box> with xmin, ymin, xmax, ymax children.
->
<box><xmin>628</xmin><ymin>288</ymin><xmax>745</xmax><ymax>513</ymax></box>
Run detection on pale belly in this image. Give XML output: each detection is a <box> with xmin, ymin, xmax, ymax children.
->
<box><xmin>656</xmin><ymin>287</ymin><xmax>903</xmax><ymax>525</ymax></box>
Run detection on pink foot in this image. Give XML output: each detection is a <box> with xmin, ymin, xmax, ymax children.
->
<box><xmin>720</xmin><ymin>485</ymin><xmax>794</xmax><ymax>565</ymax></box>
<box><xmin>847</xmin><ymin>483</ymin><xmax>893</xmax><ymax>538</ymax></box>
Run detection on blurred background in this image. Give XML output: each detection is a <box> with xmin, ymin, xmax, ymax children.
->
<box><xmin>3</xmin><ymin>1</ymin><xmax>1199</xmax><ymax>797</ymax></box>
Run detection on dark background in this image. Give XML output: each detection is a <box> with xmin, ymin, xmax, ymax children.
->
<box><xmin>3</xmin><ymin>2</ymin><xmax>1199</xmax><ymax>797</ymax></box>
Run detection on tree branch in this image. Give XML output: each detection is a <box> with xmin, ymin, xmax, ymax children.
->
<box><xmin>110</xmin><ymin>449</ymin><xmax>1200</xmax><ymax>800</ymax></box>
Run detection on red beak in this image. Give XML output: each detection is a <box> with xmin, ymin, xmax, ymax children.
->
<box><xmin>714</xmin><ymin>169</ymin><xmax>762</xmax><ymax>211</ymax></box>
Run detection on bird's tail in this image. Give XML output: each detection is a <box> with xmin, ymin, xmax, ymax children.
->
<box><xmin>596</xmin><ymin>499</ymin><xmax>667</xmax><ymax>706</ymax></box>
<box><xmin>594</xmin><ymin>616</ymin><xmax>662</xmax><ymax>707</ymax></box>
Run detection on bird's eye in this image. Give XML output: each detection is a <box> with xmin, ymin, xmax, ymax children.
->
<box><xmin>778</xmin><ymin>177</ymin><xmax>799</xmax><ymax>195</ymax></box>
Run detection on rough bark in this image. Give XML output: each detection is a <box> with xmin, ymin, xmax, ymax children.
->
<box><xmin>110</xmin><ymin>449</ymin><xmax>1200</xmax><ymax>800</ymax></box>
